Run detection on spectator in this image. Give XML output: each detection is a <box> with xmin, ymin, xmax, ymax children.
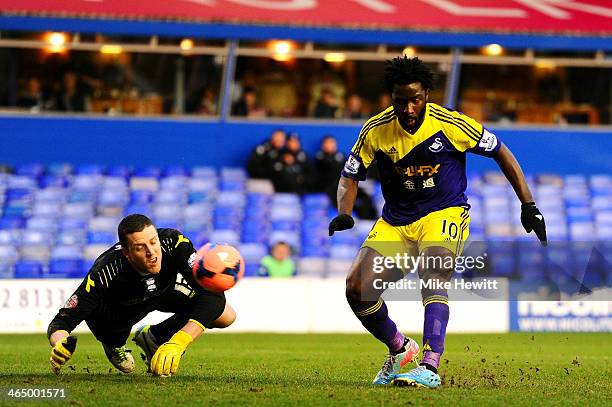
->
<box><xmin>232</xmin><ymin>86</ymin><xmax>267</xmax><ymax>117</ymax></box>
<box><xmin>259</xmin><ymin>242</ymin><xmax>296</xmax><ymax>278</ymax></box>
<box><xmin>344</xmin><ymin>94</ymin><xmax>366</xmax><ymax>119</ymax></box>
<box><xmin>54</xmin><ymin>71</ymin><xmax>90</xmax><ymax>112</ymax></box>
<box><xmin>374</xmin><ymin>93</ymin><xmax>392</xmax><ymax>115</ymax></box>
<box><xmin>271</xmin><ymin>150</ymin><xmax>308</xmax><ymax>194</ymax></box>
<box><xmin>285</xmin><ymin>133</ymin><xmax>313</xmax><ymax>181</ymax></box>
<box><xmin>198</xmin><ymin>88</ymin><xmax>218</xmax><ymax>116</ymax></box>
<box><xmin>247</xmin><ymin>129</ymin><xmax>286</xmax><ymax>179</ymax></box>
<box><xmin>314</xmin><ymin>134</ymin><xmax>378</xmax><ymax>219</ymax></box>
<box><xmin>314</xmin><ymin>135</ymin><xmax>345</xmax><ymax>202</ymax></box>
<box><xmin>314</xmin><ymin>88</ymin><xmax>339</xmax><ymax>118</ymax></box>
<box><xmin>16</xmin><ymin>77</ymin><xmax>45</xmax><ymax>112</ymax></box>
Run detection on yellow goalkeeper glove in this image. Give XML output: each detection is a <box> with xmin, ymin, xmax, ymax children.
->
<box><xmin>150</xmin><ymin>330</ymin><xmax>193</xmax><ymax>376</ymax></box>
<box><xmin>50</xmin><ymin>334</ymin><xmax>77</xmax><ymax>374</ymax></box>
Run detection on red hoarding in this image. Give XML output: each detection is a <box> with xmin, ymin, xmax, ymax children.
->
<box><xmin>1</xmin><ymin>0</ymin><xmax>611</xmax><ymax>35</ymax></box>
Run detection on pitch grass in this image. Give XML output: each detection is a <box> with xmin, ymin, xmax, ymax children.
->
<box><xmin>0</xmin><ymin>333</ymin><xmax>609</xmax><ymax>406</ymax></box>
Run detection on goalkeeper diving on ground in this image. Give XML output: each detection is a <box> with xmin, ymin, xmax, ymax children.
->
<box><xmin>48</xmin><ymin>214</ymin><xmax>236</xmax><ymax>376</ymax></box>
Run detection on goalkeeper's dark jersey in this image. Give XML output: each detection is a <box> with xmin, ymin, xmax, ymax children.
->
<box><xmin>341</xmin><ymin>103</ymin><xmax>502</xmax><ymax>226</ymax></box>
<box><xmin>48</xmin><ymin>228</ymin><xmax>214</xmax><ymax>336</ymax></box>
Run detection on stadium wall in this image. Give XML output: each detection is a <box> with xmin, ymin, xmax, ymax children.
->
<box><xmin>0</xmin><ymin>278</ymin><xmax>510</xmax><ymax>334</ymax></box>
<box><xmin>1</xmin><ymin>115</ymin><xmax>612</xmax><ymax>174</ymax></box>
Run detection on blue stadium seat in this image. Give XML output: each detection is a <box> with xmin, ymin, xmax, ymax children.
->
<box><xmin>209</xmin><ymin>230</ymin><xmax>240</xmax><ymax>246</ymax></box>
<box><xmin>26</xmin><ymin>217</ymin><xmax>58</xmax><ymax>232</ymax></box>
<box><xmin>164</xmin><ymin>166</ymin><xmax>190</xmax><ymax>177</ymax></box>
<box><xmin>191</xmin><ymin>166</ymin><xmax>216</xmax><ymax>179</ymax></box>
<box><xmin>15</xmin><ymin>163</ymin><xmax>45</xmax><ymax>178</ymax></box>
<box><xmin>39</xmin><ymin>175</ymin><xmax>69</xmax><ymax>188</ymax></box>
<box><xmin>87</xmin><ymin>231</ymin><xmax>115</xmax><ymax>245</ymax></box>
<box><xmin>51</xmin><ymin>245</ymin><xmax>83</xmax><ymax>259</ymax></box>
<box><xmin>76</xmin><ymin>164</ymin><xmax>106</xmax><ymax>175</ymax></box>
<box><xmin>0</xmin><ymin>245</ymin><xmax>18</xmax><ymax>265</ymax></box>
<box><xmin>244</xmin><ymin>263</ymin><xmax>261</xmax><ymax>277</ymax></box>
<box><xmin>0</xmin><ymin>217</ymin><xmax>26</xmax><ymax>229</ymax></box>
<box><xmin>59</xmin><ymin>218</ymin><xmax>88</xmax><ymax>231</ymax></box>
<box><xmin>238</xmin><ymin>243</ymin><xmax>268</xmax><ymax>264</ymax></box>
<box><xmin>47</xmin><ymin>163</ymin><xmax>73</xmax><ymax>176</ymax></box>
<box><xmin>14</xmin><ymin>261</ymin><xmax>44</xmax><ymax>278</ymax></box>
<box><xmin>107</xmin><ymin>165</ymin><xmax>131</xmax><ymax>178</ymax></box>
<box><xmin>133</xmin><ymin>166</ymin><xmax>162</xmax><ymax>178</ymax></box>
<box><xmin>48</xmin><ymin>259</ymin><xmax>82</xmax><ymax>277</ymax></box>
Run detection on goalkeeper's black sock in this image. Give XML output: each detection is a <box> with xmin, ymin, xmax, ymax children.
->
<box><xmin>149</xmin><ymin>314</ymin><xmax>189</xmax><ymax>343</ymax></box>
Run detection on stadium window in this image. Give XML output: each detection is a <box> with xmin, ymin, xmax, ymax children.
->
<box><xmin>458</xmin><ymin>64</ymin><xmax>610</xmax><ymax>125</ymax></box>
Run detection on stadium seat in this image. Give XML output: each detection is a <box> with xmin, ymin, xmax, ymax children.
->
<box><xmin>14</xmin><ymin>163</ymin><xmax>45</xmax><ymax>178</ymax></box>
<box><xmin>239</xmin><ymin>243</ymin><xmax>268</xmax><ymax>263</ymax></box>
<box><xmin>14</xmin><ymin>261</ymin><xmax>44</xmax><ymax>278</ymax></box>
<box><xmin>87</xmin><ymin>231</ymin><xmax>116</xmax><ymax>245</ymax></box>
<box><xmin>191</xmin><ymin>166</ymin><xmax>216</xmax><ymax>179</ymax></box>
<box><xmin>48</xmin><ymin>259</ymin><xmax>82</xmax><ymax>278</ymax></box>
<box><xmin>0</xmin><ymin>245</ymin><xmax>19</xmax><ymax>265</ymax></box>
<box><xmin>209</xmin><ymin>230</ymin><xmax>240</xmax><ymax>246</ymax></box>
<box><xmin>84</xmin><ymin>244</ymin><xmax>110</xmax><ymax>260</ymax></box>
<box><xmin>51</xmin><ymin>245</ymin><xmax>83</xmax><ymax>259</ymax></box>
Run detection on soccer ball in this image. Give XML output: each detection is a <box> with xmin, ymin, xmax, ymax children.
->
<box><xmin>192</xmin><ymin>243</ymin><xmax>245</xmax><ymax>292</ymax></box>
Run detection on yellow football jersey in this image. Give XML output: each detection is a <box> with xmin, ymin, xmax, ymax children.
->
<box><xmin>342</xmin><ymin>103</ymin><xmax>501</xmax><ymax>225</ymax></box>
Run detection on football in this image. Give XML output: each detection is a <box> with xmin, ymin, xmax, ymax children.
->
<box><xmin>192</xmin><ymin>243</ymin><xmax>245</xmax><ymax>292</ymax></box>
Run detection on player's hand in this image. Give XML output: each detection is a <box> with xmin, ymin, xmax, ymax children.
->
<box><xmin>50</xmin><ymin>335</ymin><xmax>77</xmax><ymax>374</ymax></box>
<box><xmin>521</xmin><ymin>202</ymin><xmax>547</xmax><ymax>246</ymax></box>
<box><xmin>328</xmin><ymin>214</ymin><xmax>355</xmax><ymax>236</ymax></box>
<box><xmin>150</xmin><ymin>330</ymin><xmax>193</xmax><ymax>376</ymax></box>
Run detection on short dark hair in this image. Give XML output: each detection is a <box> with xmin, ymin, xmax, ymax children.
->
<box><xmin>383</xmin><ymin>56</ymin><xmax>435</xmax><ymax>94</ymax></box>
<box><xmin>118</xmin><ymin>214</ymin><xmax>153</xmax><ymax>248</ymax></box>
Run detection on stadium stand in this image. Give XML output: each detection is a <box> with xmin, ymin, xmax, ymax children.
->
<box><xmin>0</xmin><ymin>164</ymin><xmax>610</xmax><ymax>281</ymax></box>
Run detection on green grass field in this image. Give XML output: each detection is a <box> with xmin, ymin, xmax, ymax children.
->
<box><xmin>0</xmin><ymin>333</ymin><xmax>609</xmax><ymax>406</ymax></box>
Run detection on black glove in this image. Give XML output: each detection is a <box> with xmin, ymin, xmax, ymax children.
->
<box><xmin>521</xmin><ymin>202</ymin><xmax>547</xmax><ymax>246</ymax></box>
<box><xmin>328</xmin><ymin>214</ymin><xmax>355</xmax><ymax>236</ymax></box>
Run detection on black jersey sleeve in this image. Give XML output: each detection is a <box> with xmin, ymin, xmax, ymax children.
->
<box><xmin>46</xmin><ymin>262</ymin><xmax>107</xmax><ymax>338</ymax></box>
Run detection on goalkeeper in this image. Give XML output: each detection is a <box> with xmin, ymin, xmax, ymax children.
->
<box><xmin>48</xmin><ymin>214</ymin><xmax>236</xmax><ymax>376</ymax></box>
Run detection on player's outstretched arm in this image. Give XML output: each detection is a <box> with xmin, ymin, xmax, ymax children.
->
<box><xmin>329</xmin><ymin>176</ymin><xmax>358</xmax><ymax>236</ymax></box>
<box><xmin>150</xmin><ymin>320</ymin><xmax>204</xmax><ymax>376</ymax></box>
<box><xmin>49</xmin><ymin>330</ymin><xmax>78</xmax><ymax>374</ymax></box>
<box><xmin>494</xmin><ymin>143</ymin><xmax>547</xmax><ymax>246</ymax></box>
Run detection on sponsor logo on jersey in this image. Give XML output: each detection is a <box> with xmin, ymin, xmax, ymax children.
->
<box><xmin>63</xmin><ymin>294</ymin><xmax>78</xmax><ymax>309</ymax></box>
<box><xmin>479</xmin><ymin>129</ymin><xmax>498</xmax><ymax>152</ymax></box>
<box><xmin>388</xmin><ymin>146</ymin><xmax>398</xmax><ymax>154</ymax></box>
<box><xmin>344</xmin><ymin>155</ymin><xmax>361</xmax><ymax>174</ymax></box>
<box><xmin>429</xmin><ymin>137</ymin><xmax>444</xmax><ymax>152</ymax></box>
<box><xmin>396</xmin><ymin>164</ymin><xmax>441</xmax><ymax>177</ymax></box>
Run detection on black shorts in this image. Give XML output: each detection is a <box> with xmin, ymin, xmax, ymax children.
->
<box><xmin>86</xmin><ymin>289</ymin><xmax>226</xmax><ymax>347</ymax></box>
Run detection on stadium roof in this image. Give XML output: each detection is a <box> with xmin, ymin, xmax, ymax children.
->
<box><xmin>1</xmin><ymin>0</ymin><xmax>611</xmax><ymax>50</ymax></box>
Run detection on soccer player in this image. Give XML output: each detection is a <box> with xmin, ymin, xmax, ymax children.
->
<box><xmin>47</xmin><ymin>214</ymin><xmax>236</xmax><ymax>376</ymax></box>
<box><xmin>328</xmin><ymin>56</ymin><xmax>547</xmax><ymax>388</ymax></box>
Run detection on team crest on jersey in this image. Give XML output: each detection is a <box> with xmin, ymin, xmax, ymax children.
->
<box><xmin>145</xmin><ymin>277</ymin><xmax>157</xmax><ymax>292</ymax></box>
<box><xmin>429</xmin><ymin>137</ymin><xmax>444</xmax><ymax>152</ymax></box>
<box><xmin>63</xmin><ymin>294</ymin><xmax>78</xmax><ymax>309</ymax></box>
<box><xmin>344</xmin><ymin>155</ymin><xmax>360</xmax><ymax>174</ymax></box>
<box><xmin>479</xmin><ymin>129</ymin><xmax>498</xmax><ymax>152</ymax></box>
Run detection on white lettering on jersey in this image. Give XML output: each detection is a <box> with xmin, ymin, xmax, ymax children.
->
<box><xmin>479</xmin><ymin>129</ymin><xmax>498</xmax><ymax>152</ymax></box>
